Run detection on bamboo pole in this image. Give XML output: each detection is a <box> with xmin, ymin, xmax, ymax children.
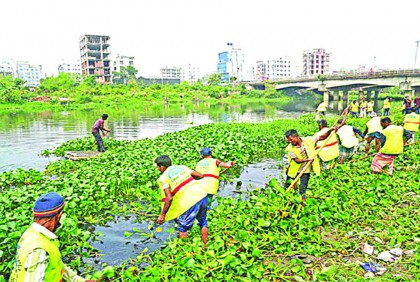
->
<box><xmin>286</xmin><ymin>106</ymin><xmax>350</xmax><ymax>192</ymax></box>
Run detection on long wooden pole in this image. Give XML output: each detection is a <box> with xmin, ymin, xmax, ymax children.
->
<box><xmin>286</xmin><ymin>106</ymin><xmax>350</xmax><ymax>192</ymax></box>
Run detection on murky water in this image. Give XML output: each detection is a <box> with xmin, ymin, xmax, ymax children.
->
<box><xmin>85</xmin><ymin>159</ymin><xmax>281</xmax><ymax>266</ymax></box>
<box><xmin>0</xmin><ymin>101</ymin><xmax>315</xmax><ymax>173</ymax></box>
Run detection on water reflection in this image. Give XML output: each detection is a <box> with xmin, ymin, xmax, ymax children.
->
<box><xmin>0</xmin><ymin>101</ymin><xmax>315</xmax><ymax>172</ymax></box>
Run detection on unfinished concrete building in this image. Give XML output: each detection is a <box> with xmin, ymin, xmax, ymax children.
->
<box><xmin>79</xmin><ymin>34</ymin><xmax>111</xmax><ymax>83</ymax></box>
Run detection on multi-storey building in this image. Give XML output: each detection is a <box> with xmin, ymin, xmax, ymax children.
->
<box><xmin>160</xmin><ymin>67</ymin><xmax>183</xmax><ymax>80</ymax></box>
<box><xmin>16</xmin><ymin>61</ymin><xmax>43</xmax><ymax>87</ymax></box>
<box><xmin>112</xmin><ymin>54</ymin><xmax>134</xmax><ymax>73</ymax></box>
<box><xmin>184</xmin><ymin>64</ymin><xmax>200</xmax><ymax>84</ymax></box>
<box><xmin>217</xmin><ymin>45</ymin><xmax>245</xmax><ymax>83</ymax></box>
<box><xmin>302</xmin><ymin>48</ymin><xmax>330</xmax><ymax>76</ymax></box>
<box><xmin>58</xmin><ymin>60</ymin><xmax>81</xmax><ymax>75</ymax></box>
<box><xmin>252</xmin><ymin>57</ymin><xmax>292</xmax><ymax>81</ymax></box>
<box><xmin>79</xmin><ymin>34</ymin><xmax>112</xmax><ymax>83</ymax></box>
<box><xmin>0</xmin><ymin>59</ymin><xmax>16</xmax><ymax>77</ymax></box>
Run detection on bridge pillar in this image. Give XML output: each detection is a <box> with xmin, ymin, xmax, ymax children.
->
<box><xmin>373</xmin><ymin>91</ymin><xmax>379</xmax><ymax>113</ymax></box>
<box><xmin>366</xmin><ymin>90</ymin><xmax>372</xmax><ymax>100</ymax></box>
<box><xmin>343</xmin><ymin>90</ymin><xmax>349</xmax><ymax>103</ymax></box>
<box><xmin>323</xmin><ymin>91</ymin><xmax>329</xmax><ymax>104</ymax></box>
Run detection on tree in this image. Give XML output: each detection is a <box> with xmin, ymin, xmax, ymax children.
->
<box><xmin>207</xmin><ymin>73</ymin><xmax>222</xmax><ymax>86</ymax></box>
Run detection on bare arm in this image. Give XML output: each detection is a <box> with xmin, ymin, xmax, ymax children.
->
<box><xmin>157</xmin><ymin>188</ymin><xmax>172</xmax><ymax>224</ymax></box>
<box><xmin>191</xmin><ymin>171</ymin><xmax>204</xmax><ymax>179</ymax></box>
<box><xmin>218</xmin><ymin>161</ymin><xmax>235</xmax><ymax>168</ymax></box>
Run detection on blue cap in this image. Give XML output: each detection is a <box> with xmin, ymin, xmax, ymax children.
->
<box><xmin>200</xmin><ymin>147</ymin><xmax>212</xmax><ymax>156</ymax></box>
<box><xmin>34</xmin><ymin>192</ymin><xmax>65</xmax><ymax>218</ymax></box>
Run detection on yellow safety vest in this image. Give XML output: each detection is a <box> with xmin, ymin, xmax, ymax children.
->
<box><xmin>336</xmin><ymin>125</ymin><xmax>359</xmax><ymax>148</ymax></box>
<box><xmin>196</xmin><ymin>158</ymin><xmax>220</xmax><ymax>195</ymax></box>
<box><xmin>10</xmin><ymin>226</ymin><xmax>64</xmax><ymax>282</ymax></box>
<box><xmin>351</xmin><ymin>103</ymin><xmax>359</xmax><ymax>112</ymax></box>
<box><xmin>317</xmin><ymin>102</ymin><xmax>327</xmax><ymax>112</ymax></box>
<box><xmin>157</xmin><ymin>165</ymin><xmax>207</xmax><ymax>221</ymax></box>
<box><xmin>367</xmin><ymin>102</ymin><xmax>374</xmax><ymax>112</ymax></box>
<box><xmin>360</xmin><ymin>101</ymin><xmax>367</xmax><ymax>108</ymax></box>
<box><xmin>314</xmin><ymin>127</ymin><xmax>340</xmax><ymax>162</ymax></box>
<box><xmin>366</xmin><ymin>117</ymin><xmax>383</xmax><ymax>134</ymax></box>
<box><xmin>286</xmin><ymin>137</ymin><xmax>321</xmax><ymax>178</ymax></box>
<box><xmin>383</xmin><ymin>99</ymin><xmax>390</xmax><ymax>109</ymax></box>
<box><xmin>380</xmin><ymin>125</ymin><xmax>404</xmax><ymax>155</ymax></box>
<box><xmin>404</xmin><ymin>113</ymin><xmax>420</xmax><ymax>132</ymax></box>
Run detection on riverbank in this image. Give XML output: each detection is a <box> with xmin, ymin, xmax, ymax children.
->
<box><xmin>0</xmin><ymin>112</ymin><xmax>417</xmax><ymax>280</ymax></box>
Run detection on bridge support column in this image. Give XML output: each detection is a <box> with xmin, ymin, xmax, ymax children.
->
<box><xmin>366</xmin><ymin>91</ymin><xmax>372</xmax><ymax>100</ymax></box>
<box><xmin>323</xmin><ymin>91</ymin><xmax>329</xmax><ymax>104</ymax></box>
<box><xmin>343</xmin><ymin>90</ymin><xmax>349</xmax><ymax>103</ymax></box>
<box><xmin>373</xmin><ymin>91</ymin><xmax>379</xmax><ymax>113</ymax></box>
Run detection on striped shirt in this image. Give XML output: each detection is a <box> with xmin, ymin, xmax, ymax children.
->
<box><xmin>12</xmin><ymin>223</ymin><xmax>86</xmax><ymax>282</ymax></box>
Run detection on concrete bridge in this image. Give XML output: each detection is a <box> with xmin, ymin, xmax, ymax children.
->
<box><xmin>248</xmin><ymin>69</ymin><xmax>420</xmax><ymax>103</ymax></box>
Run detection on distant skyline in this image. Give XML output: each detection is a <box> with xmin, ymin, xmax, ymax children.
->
<box><xmin>1</xmin><ymin>0</ymin><xmax>420</xmax><ymax>77</ymax></box>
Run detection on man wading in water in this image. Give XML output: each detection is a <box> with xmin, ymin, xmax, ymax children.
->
<box><xmin>92</xmin><ymin>114</ymin><xmax>111</xmax><ymax>152</ymax></box>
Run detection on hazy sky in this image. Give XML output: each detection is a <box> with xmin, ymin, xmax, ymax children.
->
<box><xmin>1</xmin><ymin>0</ymin><xmax>420</xmax><ymax>77</ymax></box>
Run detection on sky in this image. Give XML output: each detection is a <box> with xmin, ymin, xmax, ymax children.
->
<box><xmin>1</xmin><ymin>0</ymin><xmax>420</xmax><ymax>77</ymax></box>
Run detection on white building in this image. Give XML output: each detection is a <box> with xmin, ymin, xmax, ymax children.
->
<box><xmin>302</xmin><ymin>48</ymin><xmax>330</xmax><ymax>76</ymax></box>
<box><xmin>160</xmin><ymin>66</ymin><xmax>183</xmax><ymax>79</ymax></box>
<box><xmin>58</xmin><ymin>60</ymin><xmax>81</xmax><ymax>75</ymax></box>
<box><xmin>112</xmin><ymin>54</ymin><xmax>134</xmax><ymax>73</ymax></box>
<box><xmin>184</xmin><ymin>64</ymin><xmax>200</xmax><ymax>84</ymax></box>
<box><xmin>251</xmin><ymin>57</ymin><xmax>292</xmax><ymax>81</ymax></box>
<box><xmin>217</xmin><ymin>44</ymin><xmax>245</xmax><ymax>83</ymax></box>
<box><xmin>0</xmin><ymin>59</ymin><xmax>16</xmax><ymax>77</ymax></box>
<box><xmin>16</xmin><ymin>61</ymin><xmax>43</xmax><ymax>87</ymax></box>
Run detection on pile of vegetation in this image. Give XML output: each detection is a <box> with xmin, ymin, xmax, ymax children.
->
<box><xmin>0</xmin><ymin>112</ymin><xmax>418</xmax><ymax>280</ymax></box>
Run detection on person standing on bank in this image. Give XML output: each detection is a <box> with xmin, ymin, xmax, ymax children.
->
<box><xmin>155</xmin><ymin>155</ymin><xmax>209</xmax><ymax>245</ymax></box>
<box><xmin>367</xmin><ymin>99</ymin><xmax>374</xmax><ymax>116</ymax></box>
<box><xmin>350</xmin><ymin>100</ymin><xmax>359</xmax><ymax>118</ymax></box>
<box><xmin>284</xmin><ymin>130</ymin><xmax>321</xmax><ymax>200</ymax></box>
<box><xmin>383</xmin><ymin>97</ymin><xmax>391</xmax><ymax>116</ymax></box>
<box><xmin>403</xmin><ymin>108</ymin><xmax>420</xmax><ymax>142</ymax></box>
<box><xmin>359</xmin><ymin>98</ymin><xmax>367</xmax><ymax>118</ymax></box>
<box><xmin>92</xmin><ymin>114</ymin><xmax>111</xmax><ymax>152</ymax></box>
<box><xmin>371</xmin><ymin>117</ymin><xmax>413</xmax><ymax>175</ymax></box>
<box><xmin>10</xmin><ymin>192</ymin><xmax>95</xmax><ymax>282</ymax></box>
<box><xmin>195</xmin><ymin>147</ymin><xmax>235</xmax><ymax>207</ymax></box>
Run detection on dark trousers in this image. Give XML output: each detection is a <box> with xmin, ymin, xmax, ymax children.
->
<box><xmin>92</xmin><ymin>132</ymin><xmax>105</xmax><ymax>152</ymax></box>
<box><xmin>284</xmin><ymin>173</ymin><xmax>310</xmax><ymax>197</ymax></box>
<box><xmin>383</xmin><ymin>108</ymin><xmax>390</xmax><ymax>116</ymax></box>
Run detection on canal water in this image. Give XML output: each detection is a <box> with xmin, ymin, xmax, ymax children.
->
<box><xmin>84</xmin><ymin>159</ymin><xmax>281</xmax><ymax>267</ymax></box>
<box><xmin>0</xmin><ymin>100</ymin><xmax>316</xmax><ymax>173</ymax></box>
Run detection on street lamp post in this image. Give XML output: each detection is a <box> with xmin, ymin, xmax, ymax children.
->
<box><xmin>415</xmin><ymin>40</ymin><xmax>420</xmax><ymax>69</ymax></box>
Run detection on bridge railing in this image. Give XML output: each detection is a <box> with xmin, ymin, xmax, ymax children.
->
<box><xmin>249</xmin><ymin>69</ymin><xmax>420</xmax><ymax>84</ymax></box>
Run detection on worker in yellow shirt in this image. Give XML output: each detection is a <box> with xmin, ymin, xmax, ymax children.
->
<box><xmin>403</xmin><ymin>108</ymin><xmax>420</xmax><ymax>142</ymax></box>
<box><xmin>359</xmin><ymin>98</ymin><xmax>367</xmax><ymax>118</ymax></box>
<box><xmin>371</xmin><ymin>117</ymin><xmax>413</xmax><ymax>175</ymax></box>
<box><xmin>363</xmin><ymin>112</ymin><xmax>384</xmax><ymax>153</ymax></box>
<box><xmin>383</xmin><ymin>97</ymin><xmax>391</xmax><ymax>116</ymax></box>
<box><xmin>367</xmin><ymin>99</ymin><xmax>374</xmax><ymax>116</ymax></box>
<box><xmin>154</xmin><ymin>155</ymin><xmax>209</xmax><ymax>244</ymax></box>
<box><xmin>316</xmin><ymin>101</ymin><xmax>328</xmax><ymax>116</ymax></box>
<box><xmin>350</xmin><ymin>100</ymin><xmax>359</xmax><ymax>118</ymax></box>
